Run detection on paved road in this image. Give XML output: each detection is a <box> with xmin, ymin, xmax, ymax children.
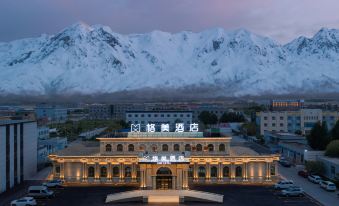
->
<box><xmin>279</xmin><ymin>165</ymin><xmax>339</xmax><ymax>206</ymax></box>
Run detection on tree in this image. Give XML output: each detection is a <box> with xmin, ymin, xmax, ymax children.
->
<box><xmin>331</xmin><ymin>120</ymin><xmax>339</xmax><ymax>140</ymax></box>
<box><xmin>305</xmin><ymin>161</ymin><xmax>326</xmax><ymax>175</ymax></box>
<box><xmin>241</xmin><ymin>122</ymin><xmax>256</xmax><ymax>136</ymax></box>
<box><xmin>307</xmin><ymin>121</ymin><xmax>330</xmax><ymax>150</ymax></box>
<box><xmin>198</xmin><ymin>111</ymin><xmax>218</xmax><ymax>125</ymax></box>
<box><xmin>219</xmin><ymin>112</ymin><xmax>245</xmax><ymax>123</ymax></box>
<box><xmin>325</xmin><ymin>140</ymin><xmax>339</xmax><ymax>157</ymax></box>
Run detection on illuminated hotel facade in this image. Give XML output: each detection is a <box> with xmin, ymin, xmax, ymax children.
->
<box><xmin>49</xmin><ymin>131</ymin><xmax>279</xmax><ymax>190</ymax></box>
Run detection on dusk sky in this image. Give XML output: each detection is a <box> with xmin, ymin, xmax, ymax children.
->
<box><xmin>1</xmin><ymin>0</ymin><xmax>339</xmax><ymax>43</ymax></box>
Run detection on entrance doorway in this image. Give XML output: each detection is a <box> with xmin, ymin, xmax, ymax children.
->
<box><xmin>156</xmin><ymin>167</ymin><xmax>172</xmax><ymax>190</ymax></box>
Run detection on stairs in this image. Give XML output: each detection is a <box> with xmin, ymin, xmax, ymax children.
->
<box><xmin>105</xmin><ymin>189</ymin><xmax>223</xmax><ymax>203</ymax></box>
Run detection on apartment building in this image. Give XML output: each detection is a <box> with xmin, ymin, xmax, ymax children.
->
<box><xmin>257</xmin><ymin>109</ymin><xmax>339</xmax><ymax>135</ymax></box>
<box><xmin>0</xmin><ymin>120</ymin><xmax>37</xmax><ymax>193</ymax></box>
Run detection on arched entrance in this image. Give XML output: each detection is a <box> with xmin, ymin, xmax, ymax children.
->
<box><xmin>156</xmin><ymin>167</ymin><xmax>172</xmax><ymax>190</ymax></box>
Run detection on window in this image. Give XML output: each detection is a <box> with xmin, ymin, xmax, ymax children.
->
<box><xmin>88</xmin><ymin>166</ymin><xmax>95</xmax><ymax>178</ymax></box>
<box><xmin>55</xmin><ymin>166</ymin><xmax>60</xmax><ymax>174</ymax></box>
<box><xmin>134</xmin><ymin>114</ymin><xmax>138</xmax><ymax>117</ymax></box>
<box><xmin>264</xmin><ymin>123</ymin><xmax>268</xmax><ymax>127</ymax></box>
<box><xmin>151</xmin><ymin>145</ymin><xmax>157</xmax><ymax>152</ymax></box>
<box><xmin>128</xmin><ymin>144</ymin><xmax>134</xmax><ymax>152</ymax></box>
<box><xmin>187</xmin><ymin>114</ymin><xmax>190</xmax><ymax>117</ymax></box>
<box><xmin>125</xmin><ymin>167</ymin><xmax>131</xmax><ymax>177</ymax></box>
<box><xmin>185</xmin><ymin>144</ymin><xmax>191</xmax><ymax>151</ymax></box>
<box><xmin>154</xmin><ymin>114</ymin><xmax>158</xmax><ymax>117</ymax></box>
<box><xmin>141</xmin><ymin>114</ymin><xmax>144</xmax><ymax>117</ymax></box>
<box><xmin>264</xmin><ymin>116</ymin><xmax>268</xmax><ymax>120</ymax></box>
<box><xmin>167</xmin><ymin>114</ymin><xmax>171</xmax><ymax>117</ymax></box>
<box><xmin>280</xmin><ymin>116</ymin><xmax>284</xmax><ymax>120</ymax></box>
<box><xmin>148</xmin><ymin>114</ymin><xmax>151</xmax><ymax>117</ymax></box>
<box><xmin>219</xmin><ymin>144</ymin><xmax>225</xmax><ymax>152</ymax></box>
<box><xmin>235</xmin><ymin>166</ymin><xmax>242</xmax><ymax>177</ymax></box>
<box><xmin>280</xmin><ymin>123</ymin><xmax>284</xmax><ymax>127</ymax></box>
<box><xmin>128</xmin><ymin>114</ymin><xmax>132</xmax><ymax>117</ymax></box>
<box><xmin>196</xmin><ymin>144</ymin><xmax>202</xmax><ymax>152</ymax></box>
<box><xmin>161</xmin><ymin>114</ymin><xmax>164</xmax><ymax>117</ymax></box>
<box><xmin>100</xmin><ymin>167</ymin><xmax>107</xmax><ymax>177</ymax></box>
<box><xmin>208</xmin><ymin>144</ymin><xmax>214</xmax><ymax>152</ymax></box>
<box><xmin>117</xmin><ymin>144</ymin><xmax>123</xmax><ymax>152</ymax></box>
<box><xmin>139</xmin><ymin>144</ymin><xmax>146</xmax><ymax>151</ymax></box>
<box><xmin>174</xmin><ymin>114</ymin><xmax>177</xmax><ymax>117</ymax></box>
<box><xmin>272</xmin><ymin>123</ymin><xmax>276</xmax><ymax>127</ymax></box>
<box><xmin>162</xmin><ymin>144</ymin><xmax>169</xmax><ymax>151</ymax></box>
<box><xmin>223</xmin><ymin>166</ymin><xmax>230</xmax><ymax>177</ymax></box>
<box><xmin>173</xmin><ymin>144</ymin><xmax>180</xmax><ymax>151</ymax></box>
<box><xmin>198</xmin><ymin>166</ymin><xmax>206</xmax><ymax>178</ymax></box>
<box><xmin>180</xmin><ymin>114</ymin><xmax>183</xmax><ymax>117</ymax></box>
<box><xmin>211</xmin><ymin>166</ymin><xmax>218</xmax><ymax>178</ymax></box>
<box><xmin>272</xmin><ymin>116</ymin><xmax>276</xmax><ymax>120</ymax></box>
<box><xmin>105</xmin><ymin>144</ymin><xmax>112</xmax><ymax>152</ymax></box>
<box><xmin>112</xmin><ymin>166</ymin><xmax>119</xmax><ymax>177</ymax></box>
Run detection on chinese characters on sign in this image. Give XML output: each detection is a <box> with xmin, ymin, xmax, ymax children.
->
<box><xmin>139</xmin><ymin>155</ymin><xmax>187</xmax><ymax>164</ymax></box>
<box><xmin>130</xmin><ymin>123</ymin><xmax>199</xmax><ymax>133</ymax></box>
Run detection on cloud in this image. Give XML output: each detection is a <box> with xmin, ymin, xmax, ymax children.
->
<box><xmin>0</xmin><ymin>0</ymin><xmax>339</xmax><ymax>42</ymax></box>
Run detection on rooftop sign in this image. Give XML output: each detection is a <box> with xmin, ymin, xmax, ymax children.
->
<box><xmin>131</xmin><ymin>123</ymin><xmax>198</xmax><ymax>133</ymax></box>
<box><xmin>139</xmin><ymin>154</ymin><xmax>189</xmax><ymax>164</ymax></box>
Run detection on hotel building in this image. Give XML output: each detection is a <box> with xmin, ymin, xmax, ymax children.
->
<box><xmin>49</xmin><ymin>131</ymin><xmax>279</xmax><ymax>190</ymax></box>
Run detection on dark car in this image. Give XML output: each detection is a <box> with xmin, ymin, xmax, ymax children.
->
<box><xmin>279</xmin><ymin>160</ymin><xmax>292</xmax><ymax>167</ymax></box>
<box><xmin>298</xmin><ymin>170</ymin><xmax>308</xmax><ymax>178</ymax></box>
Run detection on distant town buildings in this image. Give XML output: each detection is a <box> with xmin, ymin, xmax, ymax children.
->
<box><xmin>0</xmin><ymin>120</ymin><xmax>37</xmax><ymax>194</ymax></box>
<box><xmin>35</xmin><ymin>104</ymin><xmax>68</xmax><ymax>123</ymax></box>
<box><xmin>257</xmin><ymin>109</ymin><xmax>339</xmax><ymax>135</ymax></box>
<box><xmin>126</xmin><ymin>110</ymin><xmax>193</xmax><ymax>131</ymax></box>
<box><xmin>270</xmin><ymin>99</ymin><xmax>304</xmax><ymax>111</ymax></box>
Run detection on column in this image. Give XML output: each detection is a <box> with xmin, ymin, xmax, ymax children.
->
<box><xmin>206</xmin><ymin>163</ymin><xmax>210</xmax><ymax>182</ymax></box>
<box><xmin>266</xmin><ymin>162</ymin><xmax>271</xmax><ymax>181</ymax></box>
<box><xmin>131</xmin><ymin>163</ymin><xmax>137</xmax><ymax>182</ymax></box>
<box><xmin>60</xmin><ymin>162</ymin><xmax>65</xmax><ymax>180</ymax></box>
<box><xmin>152</xmin><ymin>176</ymin><xmax>156</xmax><ymax>189</ymax></box>
<box><xmin>183</xmin><ymin>170</ymin><xmax>188</xmax><ymax>189</ymax></box>
<box><xmin>172</xmin><ymin>176</ymin><xmax>176</xmax><ymax>190</ymax></box>
<box><xmin>230</xmin><ymin>163</ymin><xmax>235</xmax><ymax>181</ymax></box>
<box><xmin>193</xmin><ymin>163</ymin><xmax>198</xmax><ymax>182</ymax></box>
<box><xmin>218</xmin><ymin>163</ymin><xmax>223</xmax><ymax>181</ymax></box>
<box><xmin>275</xmin><ymin>161</ymin><xmax>278</xmax><ymax>177</ymax></box>
<box><xmin>95</xmin><ymin>163</ymin><xmax>99</xmax><ymax>182</ymax></box>
<box><xmin>107</xmin><ymin>163</ymin><xmax>112</xmax><ymax>182</ymax></box>
<box><xmin>82</xmin><ymin>162</ymin><xmax>87</xmax><ymax>182</ymax></box>
<box><xmin>119</xmin><ymin>163</ymin><xmax>124</xmax><ymax>182</ymax></box>
<box><xmin>242</xmin><ymin>162</ymin><xmax>248</xmax><ymax>181</ymax></box>
<box><xmin>52</xmin><ymin>163</ymin><xmax>56</xmax><ymax>180</ymax></box>
<box><xmin>140</xmin><ymin>170</ymin><xmax>146</xmax><ymax>189</ymax></box>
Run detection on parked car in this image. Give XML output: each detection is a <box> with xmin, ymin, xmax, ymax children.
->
<box><xmin>274</xmin><ymin>180</ymin><xmax>294</xmax><ymax>190</ymax></box>
<box><xmin>297</xmin><ymin>170</ymin><xmax>308</xmax><ymax>178</ymax></box>
<box><xmin>280</xmin><ymin>186</ymin><xmax>304</xmax><ymax>197</ymax></box>
<box><xmin>27</xmin><ymin>186</ymin><xmax>54</xmax><ymax>199</ymax></box>
<box><xmin>279</xmin><ymin>160</ymin><xmax>292</xmax><ymax>167</ymax></box>
<box><xmin>308</xmin><ymin>175</ymin><xmax>322</xmax><ymax>184</ymax></box>
<box><xmin>42</xmin><ymin>179</ymin><xmax>64</xmax><ymax>188</ymax></box>
<box><xmin>320</xmin><ymin>181</ymin><xmax>337</xmax><ymax>191</ymax></box>
<box><xmin>10</xmin><ymin>197</ymin><xmax>37</xmax><ymax>206</ymax></box>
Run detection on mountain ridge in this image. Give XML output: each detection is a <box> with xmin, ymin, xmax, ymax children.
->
<box><xmin>1</xmin><ymin>22</ymin><xmax>339</xmax><ymax>97</ymax></box>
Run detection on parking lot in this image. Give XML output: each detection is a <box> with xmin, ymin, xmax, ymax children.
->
<box><xmin>1</xmin><ymin>184</ymin><xmax>322</xmax><ymax>206</ymax></box>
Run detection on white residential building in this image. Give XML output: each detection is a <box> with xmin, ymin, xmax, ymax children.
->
<box><xmin>0</xmin><ymin>120</ymin><xmax>37</xmax><ymax>193</ymax></box>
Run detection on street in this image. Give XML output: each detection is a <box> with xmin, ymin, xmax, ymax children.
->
<box><xmin>279</xmin><ymin>165</ymin><xmax>338</xmax><ymax>206</ymax></box>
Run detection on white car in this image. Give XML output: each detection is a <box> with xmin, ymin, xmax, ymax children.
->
<box><xmin>280</xmin><ymin>186</ymin><xmax>304</xmax><ymax>197</ymax></box>
<box><xmin>320</xmin><ymin>181</ymin><xmax>337</xmax><ymax>191</ymax></box>
<box><xmin>308</xmin><ymin>175</ymin><xmax>322</xmax><ymax>184</ymax></box>
<box><xmin>11</xmin><ymin>197</ymin><xmax>37</xmax><ymax>206</ymax></box>
<box><xmin>42</xmin><ymin>179</ymin><xmax>63</xmax><ymax>188</ymax></box>
<box><xmin>274</xmin><ymin>180</ymin><xmax>294</xmax><ymax>189</ymax></box>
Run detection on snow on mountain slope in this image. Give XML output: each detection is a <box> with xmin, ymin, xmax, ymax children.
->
<box><xmin>1</xmin><ymin>22</ymin><xmax>339</xmax><ymax>96</ymax></box>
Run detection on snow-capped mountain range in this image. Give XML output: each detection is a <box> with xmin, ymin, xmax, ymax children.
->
<box><xmin>1</xmin><ymin>22</ymin><xmax>339</xmax><ymax>97</ymax></box>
